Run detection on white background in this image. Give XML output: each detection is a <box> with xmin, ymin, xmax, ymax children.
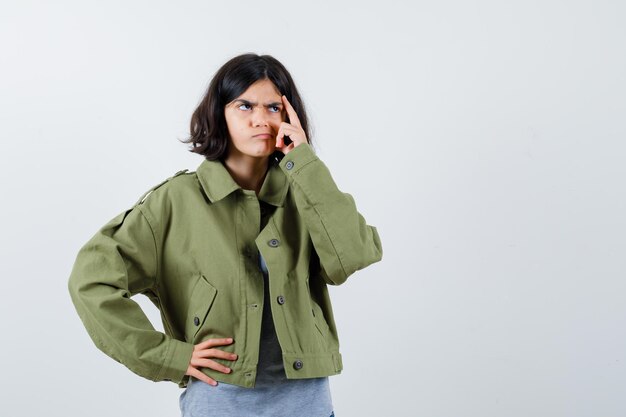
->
<box><xmin>1</xmin><ymin>1</ymin><xmax>625</xmax><ymax>416</ymax></box>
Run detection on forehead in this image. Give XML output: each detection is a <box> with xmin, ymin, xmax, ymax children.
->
<box><xmin>237</xmin><ymin>79</ymin><xmax>281</xmax><ymax>99</ymax></box>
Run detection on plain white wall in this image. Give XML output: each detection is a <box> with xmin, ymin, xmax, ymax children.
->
<box><xmin>1</xmin><ymin>0</ymin><xmax>625</xmax><ymax>416</ymax></box>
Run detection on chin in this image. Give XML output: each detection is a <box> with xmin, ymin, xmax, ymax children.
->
<box><xmin>246</xmin><ymin>147</ymin><xmax>275</xmax><ymax>158</ymax></box>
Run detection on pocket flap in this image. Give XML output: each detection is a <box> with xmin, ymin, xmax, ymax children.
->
<box><xmin>185</xmin><ymin>274</ymin><xmax>218</xmax><ymax>342</ymax></box>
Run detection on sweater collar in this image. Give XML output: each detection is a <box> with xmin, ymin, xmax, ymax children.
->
<box><xmin>196</xmin><ymin>155</ymin><xmax>288</xmax><ymax>207</ymax></box>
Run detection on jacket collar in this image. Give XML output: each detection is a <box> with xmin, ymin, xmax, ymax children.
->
<box><xmin>196</xmin><ymin>156</ymin><xmax>288</xmax><ymax>207</ymax></box>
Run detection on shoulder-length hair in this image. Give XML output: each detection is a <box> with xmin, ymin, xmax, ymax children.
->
<box><xmin>180</xmin><ymin>53</ymin><xmax>313</xmax><ymax>161</ymax></box>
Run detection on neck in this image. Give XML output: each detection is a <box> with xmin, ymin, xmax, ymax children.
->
<box><xmin>222</xmin><ymin>153</ymin><xmax>270</xmax><ymax>196</ymax></box>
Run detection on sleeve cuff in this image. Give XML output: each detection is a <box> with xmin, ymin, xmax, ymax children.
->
<box><xmin>278</xmin><ymin>143</ymin><xmax>319</xmax><ymax>177</ymax></box>
<box><xmin>156</xmin><ymin>338</ymin><xmax>194</xmax><ymax>383</ymax></box>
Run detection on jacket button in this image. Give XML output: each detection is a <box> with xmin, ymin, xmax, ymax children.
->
<box><xmin>285</xmin><ymin>160</ymin><xmax>294</xmax><ymax>170</ymax></box>
<box><xmin>293</xmin><ymin>360</ymin><xmax>303</xmax><ymax>370</ymax></box>
<box><xmin>193</xmin><ymin>316</ymin><xmax>200</xmax><ymax>326</ymax></box>
<box><xmin>277</xmin><ymin>295</ymin><xmax>285</xmax><ymax>305</ymax></box>
<box><xmin>268</xmin><ymin>238</ymin><xmax>280</xmax><ymax>247</ymax></box>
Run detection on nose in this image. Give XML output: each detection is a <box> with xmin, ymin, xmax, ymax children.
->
<box><xmin>253</xmin><ymin>117</ymin><xmax>268</xmax><ymax>127</ymax></box>
<box><xmin>252</xmin><ymin>108</ymin><xmax>269</xmax><ymax>127</ymax></box>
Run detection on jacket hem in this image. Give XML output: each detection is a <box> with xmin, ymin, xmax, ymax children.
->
<box><xmin>177</xmin><ymin>351</ymin><xmax>343</xmax><ymax>389</ymax></box>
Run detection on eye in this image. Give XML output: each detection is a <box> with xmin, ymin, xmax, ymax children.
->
<box><xmin>269</xmin><ymin>106</ymin><xmax>281</xmax><ymax>113</ymax></box>
<box><xmin>238</xmin><ymin>103</ymin><xmax>252</xmax><ymax>111</ymax></box>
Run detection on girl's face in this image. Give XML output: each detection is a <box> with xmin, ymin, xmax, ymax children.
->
<box><xmin>224</xmin><ymin>79</ymin><xmax>287</xmax><ymax>161</ymax></box>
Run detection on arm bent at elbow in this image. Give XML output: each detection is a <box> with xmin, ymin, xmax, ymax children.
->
<box><xmin>67</xmin><ymin>205</ymin><xmax>193</xmax><ymax>383</ymax></box>
<box><xmin>278</xmin><ymin>144</ymin><xmax>383</xmax><ymax>286</ymax></box>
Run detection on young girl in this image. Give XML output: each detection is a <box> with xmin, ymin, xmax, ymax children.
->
<box><xmin>68</xmin><ymin>53</ymin><xmax>383</xmax><ymax>417</ymax></box>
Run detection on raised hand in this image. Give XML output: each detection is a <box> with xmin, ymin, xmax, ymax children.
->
<box><xmin>275</xmin><ymin>95</ymin><xmax>307</xmax><ymax>154</ymax></box>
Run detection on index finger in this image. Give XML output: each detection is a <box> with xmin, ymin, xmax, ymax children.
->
<box><xmin>196</xmin><ymin>337</ymin><xmax>234</xmax><ymax>350</ymax></box>
<box><xmin>281</xmin><ymin>95</ymin><xmax>302</xmax><ymax>128</ymax></box>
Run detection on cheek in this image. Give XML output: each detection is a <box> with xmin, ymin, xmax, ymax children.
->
<box><xmin>223</xmin><ymin>112</ymin><xmax>235</xmax><ymax>129</ymax></box>
<box><xmin>225</xmin><ymin>114</ymin><xmax>247</xmax><ymax>132</ymax></box>
<box><xmin>273</xmin><ymin>113</ymin><xmax>286</xmax><ymax>129</ymax></box>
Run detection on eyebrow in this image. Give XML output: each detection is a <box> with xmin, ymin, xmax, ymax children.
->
<box><xmin>233</xmin><ymin>99</ymin><xmax>283</xmax><ymax>107</ymax></box>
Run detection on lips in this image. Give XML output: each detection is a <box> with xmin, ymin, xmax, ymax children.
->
<box><xmin>253</xmin><ymin>133</ymin><xmax>272</xmax><ymax>139</ymax></box>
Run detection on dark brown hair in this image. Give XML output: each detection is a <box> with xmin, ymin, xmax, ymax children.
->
<box><xmin>180</xmin><ymin>53</ymin><xmax>313</xmax><ymax>161</ymax></box>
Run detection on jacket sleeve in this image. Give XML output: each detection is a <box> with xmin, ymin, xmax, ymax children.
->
<box><xmin>278</xmin><ymin>143</ymin><xmax>383</xmax><ymax>285</ymax></box>
<box><xmin>67</xmin><ymin>204</ymin><xmax>194</xmax><ymax>384</ymax></box>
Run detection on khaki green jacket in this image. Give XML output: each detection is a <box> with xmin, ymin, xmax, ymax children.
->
<box><xmin>68</xmin><ymin>143</ymin><xmax>383</xmax><ymax>389</ymax></box>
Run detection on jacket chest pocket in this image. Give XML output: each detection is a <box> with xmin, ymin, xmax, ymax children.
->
<box><xmin>185</xmin><ymin>273</ymin><xmax>218</xmax><ymax>343</ymax></box>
